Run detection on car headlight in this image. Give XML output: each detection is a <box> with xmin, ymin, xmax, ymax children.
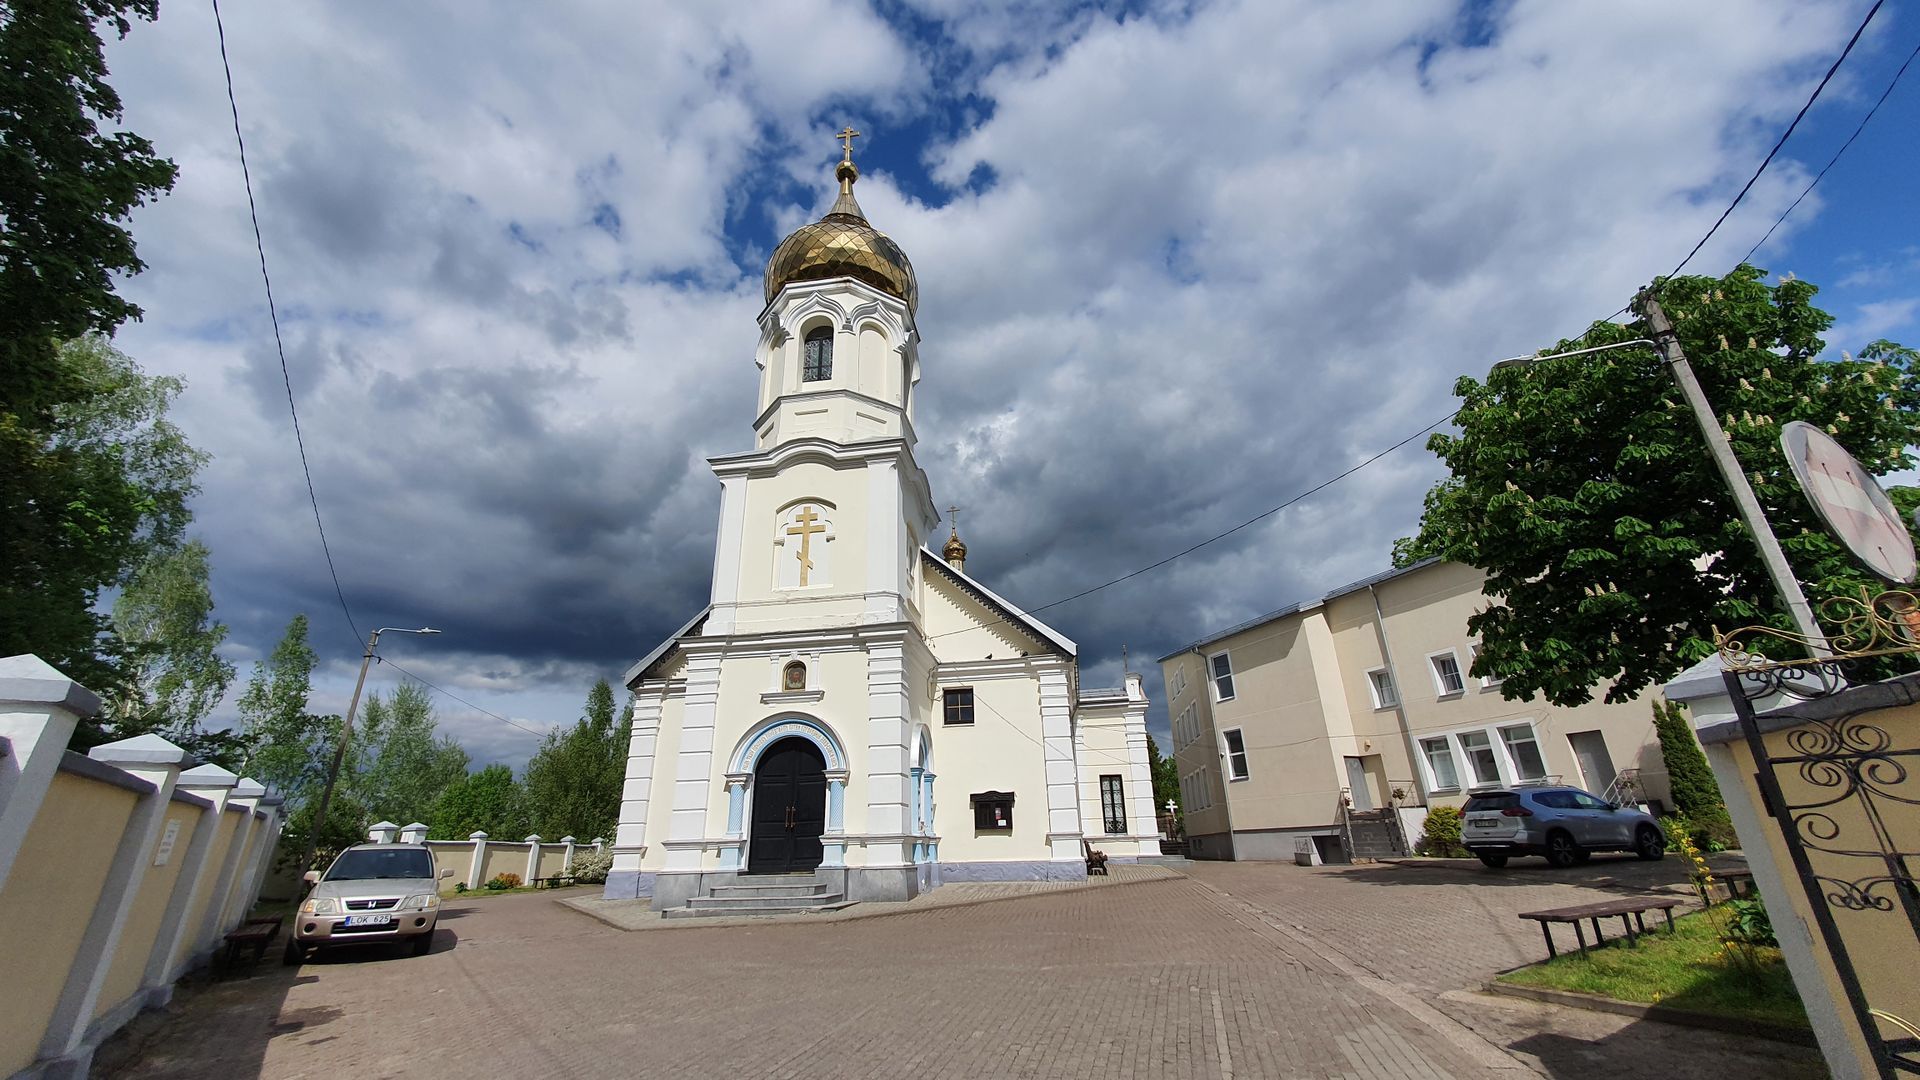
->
<box><xmin>301</xmin><ymin>897</ymin><xmax>340</xmax><ymax>915</ymax></box>
<box><xmin>400</xmin><ymin>893</ymin><xmax>439</xmax><ymax>911</ymax></box>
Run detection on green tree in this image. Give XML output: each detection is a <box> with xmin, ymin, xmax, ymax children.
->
<box><xmin>523</xmin><ymin>679</ymin><xmax>627</xmax><ymax>842</ymax></box>
<box><xmin>237</xmin><ymin>615</ymin><xmax>330</xmax><ymax>800</ymax></box>
<box><xmin>1147</xmin><ymin>733</ymin><xmax>1178</xmax><ymax>814</ymax></box>
<box><xmin>1404</xmin><ymin>266</ymin><xmax>1920</xmax><ymax>706</ymax></box>
<box><xmin>1652</xmin><ymin>700</ymin><xmax>1722</xmax><ymax>815</ymax></box>
<box><xmin>100</xmin><ymin>539</ymin><xmax>236</xmax><ymax>756</ymax></box>
<box><xmin>2</xmin><ymin>0</ymin><xmax>179</xmax><ymax>692</ymax></box>
<box><xmin>350</xmin><ymin>682</ymin><xmax>469</xmax><ymax>826</ymax></box>
<box><xmin>431</xmin><ymin>764</ymin><xmax>529</xmax><ymax>840</ymax></box>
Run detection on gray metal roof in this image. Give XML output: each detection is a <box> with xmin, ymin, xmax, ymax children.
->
<box><xmin>1156</xmin><ymin>557</ymin><xmax>1445</xmax><ymax>662</ymax></box>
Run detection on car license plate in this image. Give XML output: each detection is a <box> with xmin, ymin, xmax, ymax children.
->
<box><xmin>1472</xmin><ymin>819</ymin><xmax>1496</xmax><ymax>828</ymax></box>
<box><xmin>344</xmin><ymin>913</ymin><xmax>393</xmax><ymax>926</ymax></box>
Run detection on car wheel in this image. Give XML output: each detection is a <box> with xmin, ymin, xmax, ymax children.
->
<box><xmin>1476</xmin><ymin>852</ymin><xmax>1508</xmax><ymax>868</ymax></box>
<box><xmin>411</xmin><ymin>929</ymin><xmax>434</xmax><ymax>957</ymax></box>
<box><xmin>1545</xmin><ymin>831</ymin><xmax>1582</xmax><ymax>868</ymax></box>
<box><xmin>282</xmin><ymin>940</ymin><xmax>307</xmax><ymax>967</ymax></box>
<box><xmin>1635</xmin><ymin>825</ymin><xmax>1666</xmax><ymax>861</ymax></box>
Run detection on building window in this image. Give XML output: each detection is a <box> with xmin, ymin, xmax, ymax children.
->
<box><xmin>1367</xmin><ymin>668</ymin><xmax>1398</xmax><ymax>709</ymax></box>
<box><xmin>1222</xmin><ymin>728</ymin><xmax>1250</xmax><ymax>781</ymax></box>
<box><xmin>1175</xmin><ymin>703</ymin><xmax>1197</xmax><ymax>748</ymax></box>
<box><xmin>1419</xmin><ymin>736</ymin><xmax>1459</xmax><ymax>791</ymax></box>
<box><xmin>970</xmin><ymin>791</ymin><xmax>1014</xmax><ymax>831</ymax></box>
<box><xmin>1169</xmin><ymin>667</ymin><xmax>1187</xmax><ymax>699</ymax></box>
<box><xmin>1470</xmin><ymin>643</ymin><xmax>1502</xmax><ymax>689</ymax></box>
<box><xmin>1180</xmin><ymin>770</ymin><xmax>1212</xmax><ymax>811</ymax></box>
<box><xmin>1428</xmin><ymin>650</ymin><xmax>1465</xmax><ymax>697</ymax></box>
<box><xmin>802</xmin><ymin>326</ymin><xmax>833</xmax><ymax>381</ymax></box>
<box><xmin>1208</xmin><ymin>651</ymin><xmax>1235</xmax><ymax>702</ymax></box>
<box><xmin>943</xmin><ymin>687</ymin><xmax>975</xmax><ymax>726</ymax></box>
<box><xmin>1498</xmin><ymin>723</ymin><xmax>1548</xmax><ymax>781</ymax></box>
<box><xmin>782</xmin><ymin>660</ymin><xmax>807</xmax><ymax>691</ymax></box>
<box><xmin>1099</xmin><ymin>774</ymin><xmax>1127</xmax><ymax>834</ymax></box>
<box><xmin>1457</xmin><ymin>729</ymin><xmax>1502</xmax><ymax>787</ymax></box>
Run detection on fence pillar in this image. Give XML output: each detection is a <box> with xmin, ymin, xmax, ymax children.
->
<box><xmin>195</xmin><ymin>778</ymin><xmax>265</xmax><ymax>957</ymax></box>
<box><xmin>0</xmin><ymin>654</ymin><xmax>100</xmax><ymax>892</ymax></box>
<box><xmin>399</xmin><ymin>822</ymin><xmax>429</xmax><ymax>844</ymax></box>
<box><xmin>466</xmin><ymin>832</ymin><xmax>489</xmax><ymax>890</ymax></box>
<box><xmin>144</xmin><ymin>764</ymin><xmax>239</xmax><ymax>992</ymax></box>
<box><xmin>560</xmin><ymin>835</ymin><xmax>577</xmax><ymax>872</ymax></box>
<box><xmin>367</xmin><ymin>820</ymin><xmax>398</xmax><ymax>844</ymax></box>
<box><xmin>240</xmin><ymin>796</ymin><xmax>284</xmax><ymax>908</ymax></box>
<box><xmin>38</xmin><ymin>734</ymin><xmax>191</xmax><ymax>1073</ymax></box>
<box><xmin>524</xmin><ymin>835</ymin><xmax>542</xmax><ymax>883</ymax></box>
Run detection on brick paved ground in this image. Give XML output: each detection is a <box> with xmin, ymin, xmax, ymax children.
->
<box><xmin>96</xmin><ymin>857</ymin><xmax>1827</xmax><ymax>1080</ymax></box>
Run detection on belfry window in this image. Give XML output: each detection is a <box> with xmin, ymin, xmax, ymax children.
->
<box><xmin>802</xmin><ymin>326</ymin><xmax>833</xmax><ymax>381</ymax></box>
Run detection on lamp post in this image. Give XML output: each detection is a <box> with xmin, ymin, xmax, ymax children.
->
<box><xmin>1489</xmin><ymin>296</ymin><xmax>1827</xmax><ymax>654</ymax></box>
<box><xmin>299</xmin><ymin>626</ymin><xmax>441</xmax><ymax>875</ymax></box>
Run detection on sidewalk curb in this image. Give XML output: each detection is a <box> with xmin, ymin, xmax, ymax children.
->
<box><xmin>1484</xmin><ymin>981</ymin><xmax>1816</xmax><ymax>1046</ymax></box>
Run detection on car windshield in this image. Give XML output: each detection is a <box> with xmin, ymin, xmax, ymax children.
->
<box><xmin>325</xmin><ymin>847</ymin><xmax>434</xmax><ymax>881</ymax></box>
<box><xmin>1463</xmin><ymin>793</ymin><xmax>1519</xmax><ymax>813</ymax></box>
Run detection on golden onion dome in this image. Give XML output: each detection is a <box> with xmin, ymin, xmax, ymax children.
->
<box><xmin>765</xmin><ymin>138</ymin><xmax>917</xmax><ymax>313</ymax></box>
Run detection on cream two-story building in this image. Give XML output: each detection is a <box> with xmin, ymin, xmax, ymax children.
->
<box><xmin>1159</xmin><ymin>559</ymin><xmax>1671</xmax><ymax>862</ymax></box>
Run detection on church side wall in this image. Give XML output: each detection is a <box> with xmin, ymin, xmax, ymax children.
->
<box><xmin>638</xmin><ymin>688</ymin><xmax>685</xmax><ymax>873</ymax></box>
<box><xmin>1076</xmin><ymin>703</ymin><xmax>1152</xmax><ymax>858</ymax></box>
<box><xmin>930</xmin><ymin>669</ymin><xmax>1059</xmax><ymax>874</ymax></box>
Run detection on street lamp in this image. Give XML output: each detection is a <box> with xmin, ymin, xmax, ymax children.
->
<box><xmin>1489</xmin><ymin>294</ymin><xmax>1827</xmax><ymax>654</ymax></box>
<box><xmin>300</xmin><ymin>626</ymin><xmax>442</xmax><ymax>875</ymax></box>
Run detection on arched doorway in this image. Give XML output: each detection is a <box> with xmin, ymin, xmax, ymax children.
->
<box><xmin>747</xmin><ymin>736</ymin><xmax>827</xmax><ymax>874</ymax></box>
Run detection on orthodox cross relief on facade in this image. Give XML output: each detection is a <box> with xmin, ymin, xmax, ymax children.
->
<box><xmin>785</xmin><ymin>505</ymin><xmax>828</xmax><ymax>587</ymax></box>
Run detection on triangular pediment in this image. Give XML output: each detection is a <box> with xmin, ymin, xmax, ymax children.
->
<box><xmin>919</xmin><ymin>550</ymin><xmax>1074</xmax><ymax>660</ymax></box>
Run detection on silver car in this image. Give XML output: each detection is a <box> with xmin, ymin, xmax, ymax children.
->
<box><xmin>287</xmin><ymin>843</ymin><xmax>452</xmax><ymax>964</ymax></box>
<box><xmin>1460</xmin><ymin>785</ymin><xmax>1666</xmax><ymax>868</ymax></box>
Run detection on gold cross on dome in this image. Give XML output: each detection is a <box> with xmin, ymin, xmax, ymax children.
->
<box><xmin>786</xmin><ymin>506</ymin><xmax>827</xmax><ymax>586</ymax></box>
<box><xmin>837</xmin><ymin>126</ymin><xmax>861</xmax><ymax>160</ymax></box>
<box><xmin>946</xmin><ymin>505</ymin><xmax>961</xmax><ymax>533</ymax></box>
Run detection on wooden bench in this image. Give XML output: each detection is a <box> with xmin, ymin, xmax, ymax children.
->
<box><xmin>1517</xmin><ymin>896</ymin><xmax>1683</xmax><ymax>958</ymax></box>
<box><xmin>532</xmin><ymin>875</ymin><xmax>578</xmax><ymax>890</ymax></box>
<box><xmin>1714</xmin><ymin>868</ymin><xmax>1757</xmax><ymax>899</ymax></box>
<box><xmin>222</xmin><ymin>915</ymin><xmax>283</xmax><ymax>967</ymax></box>
<box><xmin>1083</xmin><ymin>841</ymin><xmax>1109</xmax><ymax>877</ymax></box>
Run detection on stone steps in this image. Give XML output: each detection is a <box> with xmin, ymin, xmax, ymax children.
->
<box><xmin>664</xmin><ymin>872</ymin><xmax>854</xmax><ymax>918</ymax></box>
<box><xmin>663</xmin><ymin>899</ymin><xmax>858</xmax><ymax>919</ymax></box>
<box><xmin>707</xmin><ymin>881</ymin><xmax>834</xmax><ymax>898</ymax></box>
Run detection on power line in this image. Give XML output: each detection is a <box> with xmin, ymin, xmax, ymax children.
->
<box><xmin>210</xmin><ymin>0</ymin><xmax>361</xmax><ymax>647</ymax></box>
<box><xmin>1660</xmin><ymin>0</ymin><xmax>1886</xmax><ymax>283</ymax></box>
<box><xmin>1741</xmin><ymin>38</ymin><xmax>1920</xmax><ymax>266</ymax></box>
<box><xmin>380</xmin><ymin>658</ymin><xmax>554</xmax><ymax>740</ymax></box>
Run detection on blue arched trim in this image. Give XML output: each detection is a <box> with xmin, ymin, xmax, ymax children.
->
<box><xmin>730</xmin><ymin>714</ymin><xmax>846</xmax><ymax>773</ymax></box>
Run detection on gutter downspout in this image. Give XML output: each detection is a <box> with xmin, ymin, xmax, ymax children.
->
<box><xmin>1369</xmin><ymin>584</ymin><xmax>1429</xmax><ymax>824</ymax></box>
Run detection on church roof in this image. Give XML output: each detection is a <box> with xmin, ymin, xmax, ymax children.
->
<box><xmin>624</xmin><ymin>606</ymin><xmax>711</xmax><ymax>688</ymax></box>
<box><xmin>920</xmin><ymin>548</ymin><xmax>1077</xmax><ymax>657</ymax></box>
<box><xmin>764</xmin><ymin>138</ymin><xmax>917</xmax><ymax>313</ymax></box>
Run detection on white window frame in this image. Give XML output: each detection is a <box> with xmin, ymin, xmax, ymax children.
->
<box><xmin>1366</xmin><ymin>667</ymin><xmax>1398</xmax><ymax>710</ymax></box>
<box><xmin>1470</xmin><ymin>642</ymin><xmax>1502</xmax><ymax>690</ymax></box>
<box><xmin>1207</xmin><ymin>650</ymin><xmax>1236</xmax><ymax>703</ymax></box>
<box><xmin>1221</xmin><ymin>728</ymin><xmax>1250</xmax><ymax>782</ymax></box>
<box><xmin>1496</xmin><ymin>722</ymin><xmax>1549</xmax><ymax>782</ymax></box>
<box><xmin>1417</xmin><ymin>735</ymin><xmax>1460</xmax><ymax>793</ymax></box>
<box><xmin>1427</xmin><ymin>649</ymin><xmax>1466</xmax><ymax>698</ymax></box>
<box><xmin>1176</xmin><ymin>703</ymin><xmax>1197</xmax><ymax>748</ymax></box>
<box><xmin>1415</xmin><ymin>719</ymin><xmax>1556</xmax><ymax>793</ymax></box>
<box><xmin>1169</xmin><ymin>667</ymin><xmax>1187</xmax><ymax>700</ymax></box>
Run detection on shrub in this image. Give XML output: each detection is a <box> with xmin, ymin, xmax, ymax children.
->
<box><xmin>1653</xmin><ymin>699</ymin><xmax>1725</xmax><ymax>816</ymax></box>
<box><xmin>1662</xmin><ymin>810</ymin><xmax>1739</xmax><ymax>855</ymax></box>
<box><xmin>453</xmin><ymin>882</ymin><xmax>468</xmax><ymax>894</ymax></box>
<box><xmin>1416</xmin><ymin>806</ymin><xmax>1469</xmax><ymax>858</ymax></box>
<box><xmin>1727</xmin><ymin>896</ymin><xmax>1778</xmax><ymax>948</ymax></box>
<box><xmin>484</xmin><ymin>872</ymin><xmax>522</xmax><ymax>891</ymax></box>
<box><xmin>569</xmin><ymin>848</ymin><xmax>613</xmax><ymax>884</ymax></box>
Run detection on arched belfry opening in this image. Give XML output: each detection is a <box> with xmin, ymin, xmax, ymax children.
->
<box><xmin>802</xmin><ymin>325</ymin><xmax>833</xmax><ymax>382</ymax></box>
<box><xmin>747</xmin><ymin>737</ymin><xmax>827</xmax><ymax>874</ymax></box>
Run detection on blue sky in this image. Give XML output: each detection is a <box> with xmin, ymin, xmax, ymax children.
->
<box><xmin>94</xmin><ymin>0</ymin><xmax>1920</xmax><ymax>763</ymax></box>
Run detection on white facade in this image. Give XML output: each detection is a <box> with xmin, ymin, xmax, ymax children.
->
<box><xmin>606</xmin><ymin>157</ymin><xmax>1159</xmax><ymax>908</ymax></box>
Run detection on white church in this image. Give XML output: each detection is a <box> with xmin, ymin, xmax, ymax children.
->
<box><xmin>605</xmin><ymin>134</ymin><xmax>1162</xmax><ymax>911</ymax></box>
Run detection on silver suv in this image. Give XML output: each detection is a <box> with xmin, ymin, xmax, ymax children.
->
<box><xmin>287</xmin><ymin>843</ymin><xmax>452</xmax><ymax>964</ymax></box>
<box><xmin>1461</xmin><ymin>785</ymin><xmax>1666</xmax><ymax>869</ymax></box>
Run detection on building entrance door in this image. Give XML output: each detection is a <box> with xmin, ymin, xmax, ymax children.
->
<box><xmin>1343</xmin><ymin>757</ymin><xmax>1375</xmax><ymax>810</ymax></box>
<box><xmin>747</xmin><ymin>737</ymin><xmax>827</xmax><ymax>874</ymax></box>
<box><xmin>1567</xmin><ymin>731</ymin><xmax>1617</xmax><ymax>794</ymax></box>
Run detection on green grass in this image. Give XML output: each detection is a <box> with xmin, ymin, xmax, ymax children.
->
<box><xmin>1498</xmin><ymin>909</ymin><xmax>1809</xmax><ymax>1029</ymax></box>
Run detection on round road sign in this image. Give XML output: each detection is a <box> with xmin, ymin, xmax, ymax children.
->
<box><xmin>1780</xmin><ymin>420</ymin><xmax>1917</xmax><ymax>584</ymax></box>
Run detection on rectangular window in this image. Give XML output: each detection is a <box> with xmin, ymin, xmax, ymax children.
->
<box><xmin>1458</xmin><ymin>729</ymin><xmax>1501</xmax><ymax>786</ymax></box>
<box><xmin>1367</xmin><ymin>668</ymin><xmax>1398</xmax><ymax>709</ymax></box>
<box><xmin>970</xmin><ymin>791</ymin><xmax>1014</xmax><ymax>830</ymax></box>
<box><xmin>1470</xmin><ymin>643</ymin><xmax>1502</xmax><ymax>689</ymax></box>
<box><xmin>1100</xmin><ymin>775</ymin><xmax>1127</xmax><ymax>834</ymax></box>
<box><xmin>1222</xmin><ymin>728</ymin><xmax>1250</xmax><ymax>781</ymax></box>
<box><xmin>943</xmin><ymin>687</ymin><xmax>975</xmax><ymax>726</ymax></box>
<box><xmin>1169</xmin><ymin>667</ymin><xmax>1187</xmax><ymax>699</ymax></box>
<box><xmin>1498</xmin><ymin>723</ymin><xmax>1548</xmax><ymax>781</ymax></box>
<box><xmin>1419</xmin><ymin>736</ymin><xmax>1459</xmax><ymax>791</ymax></box>
<box><xmin>1429</xmin><ymin>651</ymin><xmax>1465</xmax><ymax>696</ymax></box>
<box><xmin>1209</xmin><ymin>651</ymin><xmax>1236</xmax><ymax>702</ymax></box>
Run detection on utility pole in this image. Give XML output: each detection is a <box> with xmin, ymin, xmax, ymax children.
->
<box><xmin>299</xmin><ymin>625</ymin><xmax>440</xmax><ymax>876</ymax></box>
<box><xmin>1635</xmin><ymin>290</ymin><xmax>1828</xmax><ymax>654</ymax></box>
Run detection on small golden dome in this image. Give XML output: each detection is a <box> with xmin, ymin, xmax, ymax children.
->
<box><xmin>942</xmin><ymin>526</ymin><xmax>967</xmax><ymax>566</ymax></box>
<box><xmin>765</xmin><ymin>133</ymin><xmax>917</xmax><ymax>312</ymax></box>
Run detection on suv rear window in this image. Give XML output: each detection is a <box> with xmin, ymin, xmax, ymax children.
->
<box><xmin>1463</xmin><ymin>793</ymin><xmax>1520</xmax><ymax>813</ymax></box>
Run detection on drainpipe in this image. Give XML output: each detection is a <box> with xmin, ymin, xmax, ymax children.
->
<box><xmin>1368</xmin><ymin>584</ymin><xmax>1428</xmax><ymax>813</ymax></box>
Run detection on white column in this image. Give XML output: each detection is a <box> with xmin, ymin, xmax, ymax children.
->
<box><xmin>1038</xmin><ymin>665</ymin><xmax>1084</xmax><ymax>862</ymax></box>
<box><xmin>560</xmin><ymin>835</ymin><xmax>577</xmax><ymax>872</ymax></box>
<box><xmin>1123</xmin><ymin>674</ymin><xmax>1162</xmax><ymax>857</ymax></box>
<box><xmin>0</xmin><ymin>654</ymin><xmax>98</xmax><ymax>891</ymax></box>
<box><xmin>719</xmin><ymin>774</ymin><xmax>750</xmax><ymax>872</ymax></box>
<box><xmin>241</xmin><ymin>796</ymin><xmax>285</xmax><ymax>907</ymax></box>
<box><xmin>192</xmin><ymin>777</ymin><xmax>263</xmax><ymax>958</ymax></box>
<box><xmin>367</xmin><ymin>820</ymin><xmax>398</xmax><ymax>844</ymax></box>
<box><xmin>209</xmin><ymin>779</ymin><xmax>267</xmax><ymax>940</ymax></box>
<box><xmin>466</xmin><ymin>832</ymin><xmax>489</xmax><ymax>890</ymax></box>
<box><xmin>524</xmin><ymin>835</ymin><xmax>543</xmax><ymax>883</ymax></box>
<box><xmin>40</xmin><ymin>734</ymin><xmax>190</xmax><ymax>1066</ymax></box>
<box><xmin>145</xmin><ymin>765</ymin><xmax>238</xmax><ymax>990</ymax></box>
<box><xmin>705</xmin><ymin>475</ymin><xmax>748</xmax><ymax>634</ymax></box>
<box><xmin>864</xmin><ymin>639</ymin><xmax>913</xmax><ymax>868</ymax></box>
<box><xmin>822</xmin><ymin>769</ymin><xmax>848</xmax><ymax>868</ymax></box>
<box><xmin>399</xmin><ymin>822</ymin><xmax>429</xmax><ymax>844</ymax></box>
<box><xmin>664</xmin><ymin>653</ymin><xmax>723</xmax><ymax>874</ymax></box>
<box><xmin>609</xmin><ymin>686</ymin><xmax>663</xmax><ymax>895</ymax></box>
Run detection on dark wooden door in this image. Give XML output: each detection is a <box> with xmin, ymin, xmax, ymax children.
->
<box><xmin>747</xmin><ymin>737</ymin><xmax>827</xmax><ymax>874</ymax></box>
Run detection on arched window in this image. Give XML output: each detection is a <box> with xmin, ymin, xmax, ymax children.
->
<box><xmin>802</xmin><ymin>326</ymin><xmax>833</xmax><ymax>382</ymax></box>
<box><xmin>782</xmin><ymin>660</ymin><xmax>807</xmax><ymax>691</ymax></box>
